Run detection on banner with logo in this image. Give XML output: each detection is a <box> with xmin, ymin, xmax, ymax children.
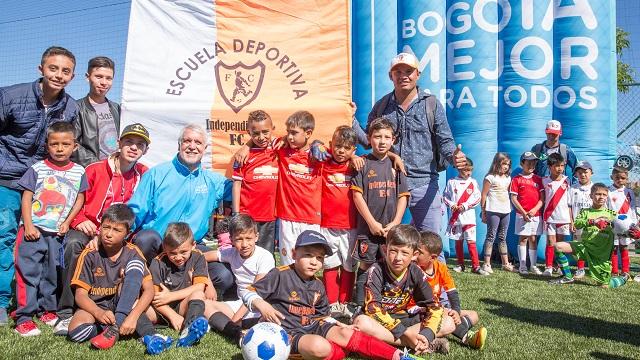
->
<box><xmin>122</xmin><ymin>0</ymin><xmax>352</xmax><ymax>174</ymax></box>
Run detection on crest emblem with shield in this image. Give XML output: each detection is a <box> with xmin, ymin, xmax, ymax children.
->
<box><xmin>215</xmin><ymin>60</ymin><xmax>266</xmax><ymax>113</ymax></box>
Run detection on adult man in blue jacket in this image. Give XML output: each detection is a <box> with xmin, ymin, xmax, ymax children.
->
<box><xmin>0</xmin><ymin>46</ymin><xmax>78</xmax><ymax>325</ymax></box>
<box><xmin>127</xmin><ymin>124</ymin><xmax>234</xmax><ymax>299</ymax></box>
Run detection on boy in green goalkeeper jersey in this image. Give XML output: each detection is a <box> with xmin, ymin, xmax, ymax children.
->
<box><xmin>550</xmin><ymin>182</ymin><xmax>632</xmax><ymax>288</ymax></box>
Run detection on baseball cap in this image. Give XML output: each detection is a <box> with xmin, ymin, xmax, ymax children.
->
<box><xmin>575</xmin><ymin>160</ymin><xmax>592</xmax><ymax>171</ymax></box>
<box><xmin>120</xmin><ymin>123</ymin><xmax>151</xmax><ymax>144</ymax></box>
<box><xmin>545</xmin><ymin>120</ymin><xmax>562</xmax><ymax>135</ymax></box>
<box><xmin>294</xmin><ymin>230</ymin><xmax>333</xmax><ymax>256</ymax></box>
<box><xmin>389</xmin><ymin>52</ymin><xmax>419</xmax><ymax>72</ymax></box>
<box><xmin>520</xmin><ymin>151</ymin><xmax>538</xmax><ymax>162</ymax></box>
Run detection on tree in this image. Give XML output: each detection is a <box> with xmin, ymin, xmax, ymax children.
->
<box><xmin>617</xmin><ymin>27</ymin><xmax>635</xmax><ymax>93</ymax></box>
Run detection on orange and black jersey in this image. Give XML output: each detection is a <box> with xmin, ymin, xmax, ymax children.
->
<box><xmin>71</xmin><ymin>243</ymin><xmax>152</xmax><ymax>309</ymax></box>
<box><xmin>364</xmin><ymin>261</ymin><xmax>443</xmax><ymax>340</ymax></box>
<box><xmin>150</xmin><ymin>250</ymin><xmax>209</xmax><ymax>293</ymax></box>
<box><xmin>244</xmin><ymin>265</ymin><xmax>331</xmax><ymax>333</ymax></box>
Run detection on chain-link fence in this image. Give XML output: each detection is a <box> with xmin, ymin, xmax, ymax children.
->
<box><xmin>617</xmin><ymin>84</ymin><xmax>640</xmax><ymax>186</ymax></box>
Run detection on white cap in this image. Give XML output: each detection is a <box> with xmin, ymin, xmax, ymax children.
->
<box><xmin>389</xmin><ymin>53</ymin><xmax>419</xmax><ymax>72</ymax></box>
<box><xmin>545</xmin><ymin>120</ymin><xmax>562</xmax><ymax>135</ymax></box>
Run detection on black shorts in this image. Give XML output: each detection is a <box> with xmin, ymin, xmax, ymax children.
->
<box><xmin>155</xmin><ymin>300</ymin><xmax>183</xmax><ymax>326</ymax></box>
<box><xmin>391</xmin><ymin>312</ymin><xmax>422</xmax><ymax>328</ymax></box>
<box><xmin>352</xmin><ymin>234</ymin><xmax>386</xmax><ymax>264</ymax></box>
<box><xmin>289</xmin><ymin>321</ymin><xmax>337</xmax><ymax>355</ymax></box>
<box><xmin>256</xmin><ymin>220</ymin><xmax>276</xmax><ymax>254</ymax></box>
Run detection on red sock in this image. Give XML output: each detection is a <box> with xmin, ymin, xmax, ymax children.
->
<box><xmin>621</xmin><ymin>247</ymin><xmax>630</xmax><ymax>273</ymax></box>
<box><xmin>338</xmin><ymin>270</ymin><xmax>355</xmax><ymax>303</ymax></box>
<box><xmin>468</xmin><ymin>242</ymin><xmax>480</xmax><ymax>269</ymax></box>
<box><xmin>545</xmin><ymin>245</ymin><xmax>555</xmax><ymax>268</ymax></box>
<box><xmin>324</xmin><ymin>341</ymin><xmax>347</xmax><ymax>360</ymax></box>
<box><xmin>345</xmin><ymin>330</ymin><xmax>398</xmax><ymax>360</ymax></box>
<box><xmin>577</xmin><ymin>259</ymin><xmax>585</xmax><ymax>270</ymax></box>
<box><xmin>455</xmin><ymin>240</ymin><xmax>464</xmax><ymax>266</ymax></box>
<box><xmin>611</xmin><ymin>248</ymin><xmax>619</xmax><ymax>274</ymax></box>
<box><xmin>322</xmin><ymin>267</ymin><xmax>340</xmax><ymax>304</ymax></box>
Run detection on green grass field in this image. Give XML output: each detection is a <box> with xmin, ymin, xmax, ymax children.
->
<box><xmin>2</xmin><ymin>262</ymin><xmax>640</xmax><ymax>360</ymax></box>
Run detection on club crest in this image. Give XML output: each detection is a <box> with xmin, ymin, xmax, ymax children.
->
<box><xmin>215</xmin><ymin>60</ymin><xmax>266</xmax><ymax>113</ymax></box>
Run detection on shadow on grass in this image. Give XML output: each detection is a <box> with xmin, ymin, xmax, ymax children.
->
<box><xmin>590</xmin><ymin>351</ymin><xmax>636</xmax><ymax>360</ymax></box>
<box><xmin>481</xmin><ymin>298</ymin><xmax>640</xmax><ymax>346</ymax></box>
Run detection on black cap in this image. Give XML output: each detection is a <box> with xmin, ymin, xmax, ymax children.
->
<box><xmin>120</xmin><ymin>123</ymin><xmax>150</xmax><ymax>144</ymax></box>
<box><xmin>294</xmin><ymin>230</ymin><xmax>333</xmax><ymax>256</ymax></box>
<box><xmin>520</xmin><ymin>151</ymin><xmax>538</xmax><ymax>162</ymax></box>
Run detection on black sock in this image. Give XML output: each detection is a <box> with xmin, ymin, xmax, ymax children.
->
<box><xmin>135</xmin><ymin>313</ymin><xmax>156</xmax><ymax>337</ymax></box>
<box><xmin>209</xmin><ymin>313</ymin><xmax>241</xmax><ymax>342</ymax></box>
<box><xmin>452</xmin><ymin>315</ymin><xmax>472</xmax><ymax>340</ymax></box>
<box><xmin>68</xmin><ymin>323</ymin><xmax>97</xmax><ymax>343</ymax></box>
<box><xmin>354</xmin><ymin>268</ymin><xmax>368</xmax><ymax>306</ymax></box>
<box><xmin>184</xmin><ymin>299</ymin><xmax>205</xmax><ymax>327</ymax></box>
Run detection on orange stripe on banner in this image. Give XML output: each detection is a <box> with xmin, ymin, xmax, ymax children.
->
<box><xmin>211</xmin><ymin>0</ymin><xmax>352</xmax><ymax>176</ymax></box>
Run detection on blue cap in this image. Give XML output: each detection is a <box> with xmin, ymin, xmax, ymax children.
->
<box><xmin>520</xmin><ymin>151</ymin><xmax>538</xmax><ymax>162</ymax></box>
<box><xmin>294</xmin><ymin>230</ymin><xmax>333</xmax><ymax>256</ymax></box>
<box><xmin>575</xmin><ymin>160</ymin><xmax>592</xmax><ymax>171</ymax></box>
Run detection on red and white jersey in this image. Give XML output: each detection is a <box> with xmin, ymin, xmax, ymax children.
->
<box><xmin>320</xmin><ymin>159</ymin><xmax>356</xmax><ymax>229</ymax></box>
<box><xmin>275</xmin><ymin>147</ymin><xmax>322</xmax><ymax>224</ymax></box>
<box><xmin>442</xmin><ymin>176</ymin><xmax>480</xmax><ymax>226</ymax></box>
<box><xmin>232</xmin><ymin>147</ymin><xmax>278</xmax><ymax>222</ymax></box>
<box><xmin>542</xmin><ymin>175</ymin><xmax>572</xmax><ymax>224</ymax></box>
<box><xmin>569</xmin><ymin>182</ymin><xmax>593</xmax><ymax>220</ymax></box>
<box><xmin>509</xmin><ymin>173</ymin><xmax>544</xmax><ymax>215</ymax></box>
<box><xmin>608</xmin><ymin>186</ymin><xmax>637</xmax><ymax>223</ymax></box>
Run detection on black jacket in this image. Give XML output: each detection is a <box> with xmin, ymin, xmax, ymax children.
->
<box><xmin>72</xmin><ymin>96</ymin><xmax>121</xmax><ymax>167</ymax></box>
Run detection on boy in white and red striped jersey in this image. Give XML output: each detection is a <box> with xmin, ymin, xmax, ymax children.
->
<box><xmin>607</xmin><ymin>166</ymin><xmax>636</xmax><ymax>277</ymax></box>
<box><xmin>542</xmin><ymin>153</ymin><xmax>573</xmax><ymax>276</ymax></box>
<box><xmin>443</xmin><ymin>158</ymin><xmax>484</xmax><ymax>275</ymax></box>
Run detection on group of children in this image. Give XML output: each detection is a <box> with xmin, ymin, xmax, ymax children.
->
<box><xmin>444</xmin><ymin>148</ymin><xmax>639</xmax><ymax>289</ymax></box>
<box><xmin>10</xmin><ymin>109</ymin><xmax>488</xmax><ymax>359</ymax></box>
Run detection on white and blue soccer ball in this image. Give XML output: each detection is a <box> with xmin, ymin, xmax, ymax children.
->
<box><xmin>241</xmin><ymin>322</ymin><xmax>291</xmax><ymax>360</ymax></box>
<box><xmin>613</xmin><ymin>214</ymin><xmax>633</xmax><ymax>236</ymax></box>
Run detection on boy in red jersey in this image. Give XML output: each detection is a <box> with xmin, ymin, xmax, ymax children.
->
<box><xmin>232</xmin><ymin>110</ymin><xmax>278</xmax><ymax>254</ymax></box>
<box><xmin>320</xmin><ymin>126</ymin><xmax>358</xmax><ymax>319</ymax></box>
<box><xmin>275</xmin><ymin>111</ymin><xmax>322</xmax><ymax>265</ymax></box>
<box><xmin>510</xmin><ymin>151</ymin><xmax>545</xmax><ymax>275</ymax></box>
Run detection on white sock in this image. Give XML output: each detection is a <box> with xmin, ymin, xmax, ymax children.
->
<box><xmin>529</xmin><ymin>248</ymin><xmax>538</xmax><ymax>267</ymax></box>
<box><xmin>518</xmin><ymin>245</ymin><xmax>527</xmax><ymax>267</ymax></box>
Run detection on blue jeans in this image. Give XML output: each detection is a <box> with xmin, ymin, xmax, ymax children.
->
<box><xmin>409</xmin><ymin>182</ymin><xmax>442</xmax><ymax>233</ymax></box>
<box><xmin>0</xmin><ymin>186</ymin><xmax>21</xmax><ymax>308</ymax></box>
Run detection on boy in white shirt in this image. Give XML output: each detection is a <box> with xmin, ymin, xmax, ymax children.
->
<box><xmin>542</xmin><ymin>153</ymin><xmax>573</xmax><ymax>276</ymax></box>
<box><xmin>443</xmin><ymin>158</ymin><xmax>485</xmax><ymax>275</ymax></box>
<box><xmin>206</xmin><ymin>214</ymin><xmax>275</xmax><ymax>341</ymax></box>
<box><xmin>607</xmin><ymin>167</ymin><xmax>636</xmax><ymax>277</ymax></box>
<box><xmin>569</xmin><ymin>160</ymin><xmax>594</xmax><ymax>278</ymax></box>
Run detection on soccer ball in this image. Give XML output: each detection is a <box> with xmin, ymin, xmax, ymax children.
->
<box><xmin>613</xmin><ymin>214</ymin><xmax>633</xmax><ymax>236</ymax></box>
<box><xmin>241</xmin><ymin>322</ymin><xmax>291</xmax><ymax>360</ymax></box>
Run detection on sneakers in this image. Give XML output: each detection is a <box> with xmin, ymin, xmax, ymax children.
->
<box><xmin>465</xmin><ymin>326</ymin><xmax>487</xmax><ymax>350</ymax></box>
<box><xmin>518</xmin><ymin>265</ymin><xmax>528</xmax><ymax>275</ymax></box>
<box><xmin>634</xmin><ymin>274</ymin><xmax>640</xmax><ymax>283</ymax></box>
<box><xmin>549</xmin><ymin>276</ymin><xmax>575</xmax><ymax>285</ymax></box>
<box><xmin>39</xmin><ymin>311</ymin><xmax>58</xmax><ymax>326</ymax></box>
<box><xmin>574</xmin><ymin>269</ymin><xmax>586</xmax><ymax>279</ymax></box>
<box><xmin>542</xmin><ymin>267</ymin><xmax>553</xmax><ymax>277</ymax></box>
<box><xmin>482</xmin><ymin>264</ymin><xmax>493</xmax><ymax>274</ymax></box>
<box><xmin>399</xmin><ymin>348</ymin><xmax>426</xmax><ymax>360</ymax></box>
<box><xmin>53</xmin><ymin>317</ymin><xmax>71</xmax><ymax>336</ymax></box>
<box><xmin>91</xmin><ymin>325</ymin><xmax>120</xmax><ymax>350</ymax></box>
<box><xmin>0</xmin><ymin>308</ymin><xmax>7</xmax><ymax>326</ymax></box>
<box><xmin>472</xmin><ymin>267</ymin><xmax>490</xmax><ymax>276</ymax></box>
<box><xmin>529</xmin><ymin>266</ymin><xmax>543</xmax><ymax>275</ymax></box>
<box><xmin>329</xmin><ymin>302</ymin><xmax>343</xmax><ymax>318</ymax></box>
<box><xmin>502</xmin><ymin>263</ymin><xmax>515</xmax><ymax>272</ymax></box>
<box><xmin>143</xmin><ymin>334</ymin><xmax>173</xmax><ymax>355</ymax></box>
<box><xmin>452</xmin><ymin>265</ymin><xmax>465</xmax><ymax>273</ymax></box>
<box><xmin>341</xmin><ymin>303</ymin><xmax>354</xmax><ymax>319</ymax></box>
<box><xmin>176</xmin><ymin>316</ymin><xmax>209</xmax><ymax>347</ymax></box>
<box><xmin>15</xmin><ymin>320</ymin><xmax>41</xmax><ymax>337</ymax></box>
<box><xmin>427</xmin><ymin>338</ymin><xmax>450</xmax><ymax>354</ymax></box>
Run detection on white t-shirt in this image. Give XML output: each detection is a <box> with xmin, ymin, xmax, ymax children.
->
<box><xmin>543</xmin><ymin>175</ymin><xmax>572</xmax><ymax>224</ymax></box>
<box><xmin>570</xmin><ymin>182</ymin><xmax>593</xmax><ymax>219</ymax></box>
<box><xmin>484</xmin><ymin>174</ymin><xmax>511</xmax><ymax>214</ymax></box>
<box><xmin>443</xmin><ymin>176</ymin><xmax>481</xmax><ymax>225</ymax></box>
<box><xmin>608</xmin><ymin>186</ymin><xmax>637</xmax><ymax>222</ymax></box>
<box><xmin>218</xmin><ymin>245</ymin><xmax>275</xmax><ymax>299</ymax></box>
<box><xmin>93</xmin><ymin>101</ymin><xmax>118</xmax><ymax>159</ymax></box>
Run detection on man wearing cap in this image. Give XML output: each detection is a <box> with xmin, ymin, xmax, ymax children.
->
<box><xmin>531</xmin><ymin>120</ymin><xmax>578</xmax><ymax>179</ymax></box>
<box><xmin>72</xmin><ymin>56</ymin><xmax>121</xmax><ymax>167</ymax></box>
<box><xmin>53</xmin><ymin>123</ymin><xmax>151</xmax><ymax>335</ymax></box>
<box><xmin>127</xmin><ymin>124</ymin><xmax>234</xmax><ymax>300</ymax></box>
<box><xmin>353</xmin><ymin>52</ymin><xmax>466</xmax><ymax>233</ymax></box>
